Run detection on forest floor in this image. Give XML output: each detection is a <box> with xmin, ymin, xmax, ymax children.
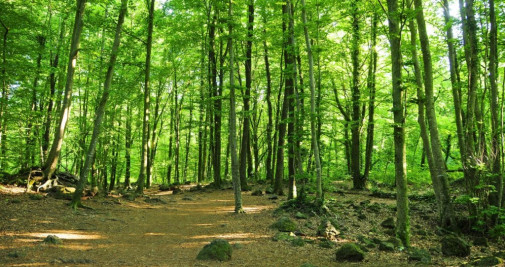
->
<box><xmin>0</xmin><ymin>181</ymin><xmax>504</xmax><ymax>266</ymax></box>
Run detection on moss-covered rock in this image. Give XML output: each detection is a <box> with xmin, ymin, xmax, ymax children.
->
<box><xmin>317</xmin><ymin>219</ymin><xmax>339</xmax><ymax>239</ymax></box>
<box><xmin>380</xmin><ymin>217</ymin><xmax>395</xmax><ymax>229</ymax></box>
<box><xmin>43</xmin><ymin>235</ymin><xmax>62</xmax><ymax>245</ymax></box>
<box><xmin>196</xmin><ymin>239</ymin><xmax>232</xmax><ymax>261</ymax></box>
<box><xmin>441</xmin><ymin>235</ymin><xmax>470</xmax><ymax>257</ymax></box>
<box><xmin>378</xmin><ymin>241</ymin><xmax>395</xmax><ymax>252</ymax></box>
<box><xmin>251</xmin><ymin>189</ymin><xmax>263</xmax><ymax>196</ymax></box>
<box><xmin>407</xmin><ymin>248</ymin><xmax>431</xmax><ymax>264</ymax></box>
<box><xmin>469</xmin><ymin>256</ymin><xmax>503</xmax><ymax>266</ymax></box>
<box><xmin>335</xmin><ymin>243</ymin><xmax>365</xmax><ymax>262</ymax></box>
<box><xmin>271</xmin><ymin>217</ymin><xmax>297</xmax><ymax>232</ymax></box>
<box><xmin>272</xmin><ymin>232</ymin><xmax>295</xmax><ymax>242</ymax></box>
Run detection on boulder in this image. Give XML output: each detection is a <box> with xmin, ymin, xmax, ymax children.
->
<box><xmin>381</xmin><ymin>217</ymin><xmax>395</xmax><ymax>229</ymax></box>
<box><xmin>469</xmin><ymin>256</ymin><xmax>503</xmax><ymax>266</ymax></box>
<box><xmin>271</xmin><ymin>217</ymin><xmax>297</xmax><ymax>232</ymax></box>
<box><xmin>317</xmin><ymin>219</ymin><xmax>339</xmax><ymax>240</ymax></box>
<box><xmin>196</xmin><ymin>239</ymin><xmax>232</xmax><ymax>261</ymax></box>
<box><xmin>43</xmin><ymin>235</ymin><xmax>62</xmax><ymax>245</ymax></box>
<box><xmin>441</xmin><ymin>235</ymin><xmax>470</xmax><ymax>257</ymax></box>
<box><xmin>335</xmin><ymin>243</ymin><xmax>365</xmax><ymax>262</ymax></box>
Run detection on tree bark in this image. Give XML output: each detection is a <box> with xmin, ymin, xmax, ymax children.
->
<box><xmin>136</xmin><ymin>0</ymin><xmax>155</xmax><ymax>194</ymax></box>
<box><xmin>43</xmin><ymin>0</ymin><xmax>87</xmax><ymax>179</ymax></box>
<box><xmin>72</xmin><ymin>0</ymin><xmax>127</xmax><ymax>207</ymax></box>
<box><xmin>387</xmin><ymin>0</ymin><xmax>410</xmax><ymax>247</ymax></box>
<box><xmin>228</xmin><ymin>0</ymin><xmax>243</xmax><ymax>213</ymax></box>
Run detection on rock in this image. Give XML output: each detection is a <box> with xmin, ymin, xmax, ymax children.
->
<box><xmin>335</xmin><ymin>243</ymin><xmax>365</xmax><ymax>262</ymax></box>
<box><xmin>441</xmin><ymin>235</ymin><xmax>470</xmax><ymax>257</ymax></box>
<box><xmin>317</xmin><ymin>219</ymin><xmax>339</xmax><ymax>240</ymax></box>
<box><xmin>268</xmin><ymin>195</ymin><xmax>278</xmax><ymax>200</ymax></box>
<box><xmin>381</xmin><ymin>217</ymin><xmax>395</xmax><ymax>229</ymax></box>
<box><xmin>43</xmin><ymin>235</ymin><xmax>62</xmax><ymax>245</ymax></box>
<box><xmin>271</xmin><ymin>217</ymin><xmax>297</xmax><ymax>232</ymax></box>
<box><xmin>407</xmin><ymin>248</ymin><xmax>431</xmax><ymax>264</ymax></box>
<box><xmin>251</xmin><ymin>189</ymin><xmax>263</xmax><ymax>196</ymax></box>
<box><xmin>172</xmin><ymin>187</ymin><xmax>183</xmax><ymax>194</ymax></box>
<box><xmin>469</xmin><ymin>256</ymin><xmax>503</xmax><ymax>266</ymax></box>
<box><xmin>473</xmin><ymin>237</ymin><xmax>488</xmax><ymax>247</ymax></box>
<box><xmin>196</xmin><ymin>239</ymin><xmax>232</xmax><ymax>261</ymax></box>
<box><xmin>48</xmin><ymin>186</ymin><xmax>74</xmax><ymax>200</ymax></box>
<box><xmin>272</xmin><ymin>232</ymin><xmax>295</xmax><ymax>242</ymax></box>
<box><xmin>378</xmin><ymin>241</ymin><xmax>395</xmax><ymax>252</ymax></box>
<box><xmin>295</xmin><ymin>212</ymin><xmax>308</xmax><ymax>219</ymax></box>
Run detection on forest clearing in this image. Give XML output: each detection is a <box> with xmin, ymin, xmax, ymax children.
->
<box><xmin>1</xmin><ymin>0</ymin><xmax>505</xmax><ymax>265</ymax></box>
<box><xmin>1</xmin><ymin>182</ymin><xmax>504</xmax><ymax>267</ymax></box>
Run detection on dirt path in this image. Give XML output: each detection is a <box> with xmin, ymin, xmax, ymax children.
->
<box><xmin>0</xmin><ymin>187</ymin><xmax>336</xmax><ymax>266</ymax></box>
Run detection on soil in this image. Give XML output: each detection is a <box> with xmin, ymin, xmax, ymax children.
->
<box><xmin>0</xmin><ymin>182</ymin><xmax>504</xmax><ymax>267</ymax></box>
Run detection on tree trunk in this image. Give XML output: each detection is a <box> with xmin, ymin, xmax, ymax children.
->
<box><xmin>488</xmin><ymin>0</ymin><xmax>502</xmax><ymax>208</ymax></box>
<box><xmin>208</xmin><ymin>8</ymin><xmax>221</xmax><ymax>187</ymax></box>
<box><xmin>263</xmin><ymin>27</ymin><xmax>274</xmax><ymax>183</ymax></box>
<box><xmin>363</xmin><ymin>11</ymin><xmax>378</xmax><ymax>181</ymax></box>
<box><xmin>183</xmin><ymin>98</ymin><xmax>193</xmax><ymax>181</ymax></box>
<box><xmin>43</xmin><ymin>0</ymin><xmax>87</xmax><ymax>179</ymax></box>
<box><xmin>124</xmin><ymin>104</ymin><xmax>132</xmax><ymax>189</ymax></box>
<box><xmin>136</xmin><ymin>0</ymin><xmax>155</xmax><ymax>194</ymax></box>
<box><xmin>228</xmin><ymin>0</ymin><xmax>243</xmax><ymax>213</ymax></box>
<box><xmin>387</xmin><ymin>0</ymin><xmax>410</xmax><ymax>247</ymax></box>
<box><xmin>300</xmin><ymin>0</ymin><xmax>322</xmax><ymax>200</ymax></box>
<box><xmin>0</xmin><ymin>20</ymin><xmax>8</xmax><ymax>169</ymax></box>
<box><xmin>71</xmin><ymin>0</ymin><xmax>127</xmax><ymax>207</ymax></box>
<box><xmin>350</xmin><ymin>0</ymin><xmax>363</xmax><ymax>190</ymax></box>
<box><xmin>413</xmin><ymin>0</ymin><xmax>454</xmax><ymax>227</ymax></box>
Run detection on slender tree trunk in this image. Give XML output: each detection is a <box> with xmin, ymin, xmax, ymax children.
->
<box><xmin>350</xmin><ymin>0</ymin><xmax>363</xmax><ymax>190</ymax></box>
<box><xmin>136</xmin><ymin>0</ymin><xmax>155</xmax><ymax>194</ymax></box>
<box><xmin>488</xmin><ymin>0</ymin><xmax>502</xmax><ymax>208</ymax></box>
<box><xmin>300</xmin><ymin>0</ymin><xmax>322</xmax><ymax>199</ymax></box>
<box><xmin>183</xmin><ymin>98</ymin><xmax>193</xmax><ymax>181</ymax></box>
<box><xmin>43</xmin><ymin>0</ymin><xmax>87</xmax><ymax>179</ymax></box>
<box><xmin>363</xmin><ymin>11</ymin><xmax>378</xmax><ymax>181</ymax></box>
<box><xmin>124</xmin><ymin>104</ymin><xmax>132</xmax><ymax>189</ymax></box>
<box><xmin>71</xmin><ymin>0</ymin><xmax>127</xmax><ymax>207</ymax></box>
<box><xmin>0</xmin><ymin>20</ymin><xmax>9</xmax><ymax>169</ymax></box>
<box><xmin>263</xmin><ymin>28</ymin><xmax>274</xmax><ymax>183</ymax></box>
<box><xmin>413</xmin><ymin>0</ymin><xmax>454</xmax><ymax>227</ymax></box>
<box><xmin>228</xmin><ymin>0</ymin><xmax>243</xmax><ymax>213</ymax></box>
<box><xmin>387</xmin><ymin>0</ymin><xmax>410</xmax><ymax>247</ymax></box>
<box><xmin>208</xmin><ymin>8</ymin><xmax>221</xmax><ymax>187</ymax></box>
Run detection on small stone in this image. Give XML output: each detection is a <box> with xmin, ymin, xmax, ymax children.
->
<box><xmin>271</xmin><ymin>217</ymin><xmax>297</xmax><ymax>232</ymax></box>
<box><xmin>381</xmin><ymin>217</ymin><xmax>395</xmax><ymax>229</ymax></box>
<box><xmin>407</xmin><ymin>248</ymin><xmax>431</xmax><ymax>264</ymax></box>
<box><xmin>469</xmin><ymin>256</ymin><xmax>503</xmax><ymax>266</ymax></box>
<box><xmin>196</xmin><ymin>239</ymin><xmax>232</xmax><ymax>261</ymax></box>
<box><xmin>43</xmin><ymin>235</ymin><xmax>62</xmax><ymax>245</ymax></box>
<box><xmin>335</xmin><ymin>243</ymin><xmax>365</xmax><ymax>262</ymax></box>
<box><xmin>441</xmin><ymin>235</ymin><xmax>470</xmax><ymax>257</ymax></box>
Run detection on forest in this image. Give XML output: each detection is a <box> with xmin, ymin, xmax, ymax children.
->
<box><xmin>1</xmin><ymin>0</ymin><xmax>505</xmax><ymax>265</ymax></box>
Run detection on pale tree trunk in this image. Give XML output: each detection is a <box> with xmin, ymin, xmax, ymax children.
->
<box><xmin>387</xmin><ymin>0</ymin><xmax>410</xmax><ymax>247</ymax></box>
<box><xmin>43</xmin><ymin>0</ymin><xmax>87</xmax><ymax>179</ymax></box>
<box><xmin>263</xmin><ymin>15</ymin><xmax>274</xmax><ymax>183</ymax></box>
<box><xmin>183</xmin><ymin>98</ymin><xmax>193</xmax><ymax>181</ymax></box>
<box><xmin>71</xmin><ymin>0</ymin><xmax>127</xmax><ymax>207</ymax></box>
<box><xmin>136</xmin><ymin>0</ymin><xmax>155</xmax><ymax>194</ymax></box>
<box><xmin>300</xmin><ymin>0</ymin><xmax>322</xmax><ymax>200</ymax></box>
<box><xmin>413</xmin><ymin>0</ymin><xmax>454</xmax><ymax>227</ymax></box>
<box><xmin>124</xmin><ymin>104</ymin><xmax>132</xmax><ymax>189</ymax></box>
<box><xmin>228</xmin><ymin>0</ymin><xmax>243</xmax><ymax>213</ymax></box>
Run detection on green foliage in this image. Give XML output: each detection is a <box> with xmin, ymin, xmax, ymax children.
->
<box><xmin>196</xmin><ymin>239</ymin><xmax>232</xmax><ymax>261</ymax></box>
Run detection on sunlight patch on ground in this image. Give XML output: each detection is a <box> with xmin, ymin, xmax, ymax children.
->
<box><xmin>8</xmin><ymin>263</ymin><xmax>49</xmax><ymax>266</ymax></box>
<box><xmin>3</xmin><ymin>230</ymin><xmax>103</xmax><ymax>240</ymax></box>
<box><xmin>208</xmin><ymin>199</ymin><xmax>233</xmax><ymax>203</ymax></box>
<box><xmin>190</xmin><ymin>232</ymin><xmax>269</xmax><ymax>240</ymax></box>
<box><xmin>144</xmin><ymin>232</ymin><xmax>166</xmax><ymax>236</ymax></box>
<box><xmin>64</xmin><ymin>243</ymin><xmax>109</xmax><ymax>250</ymax></box>
<box><xmin>192</xmin><ymin>223</ymin><xmax>213</xmax><ymax>227</ymax></box>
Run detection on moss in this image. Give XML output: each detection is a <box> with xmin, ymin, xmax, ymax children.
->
<box><xmin>291</xmin><ymin>237</ymin><xmax>305</xmax><ymax>247</ymax></box>
<box><xmin>43</xmin><ymin>235</ymin><xmax>62</xmax><ymax>245</ymax></box>
<box><xmin>272</xmin><ymin>232</ymin><xmax>295</xmax><ymax>242</ymax></box>
<box><xmin>335</xmin><ymin>243</ymin><xmax>365</xmax><ymax>262</ymax></box>
<box><xmin>29</xmin><ymin>194</ymin><xmax>44</xmax><ymax>200</ymax></box>
<box><xmin>407</xmin><ymin>248</ymin><xmax>431</xmax><ymax>264</ymax></box>
<box><xmin>196</xmin><ymin>239</ymin><xmax>232</xmax><ymax>261</ymax></box>
<box><xmin>441</xmin><ymin>235</ymin><xmax>470</xmax><ymax>257</ymax></box>
<box><xmin>271</xmin><ymin>217</ymin><xmax>297</xmax><ymax>232</ymax></box>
